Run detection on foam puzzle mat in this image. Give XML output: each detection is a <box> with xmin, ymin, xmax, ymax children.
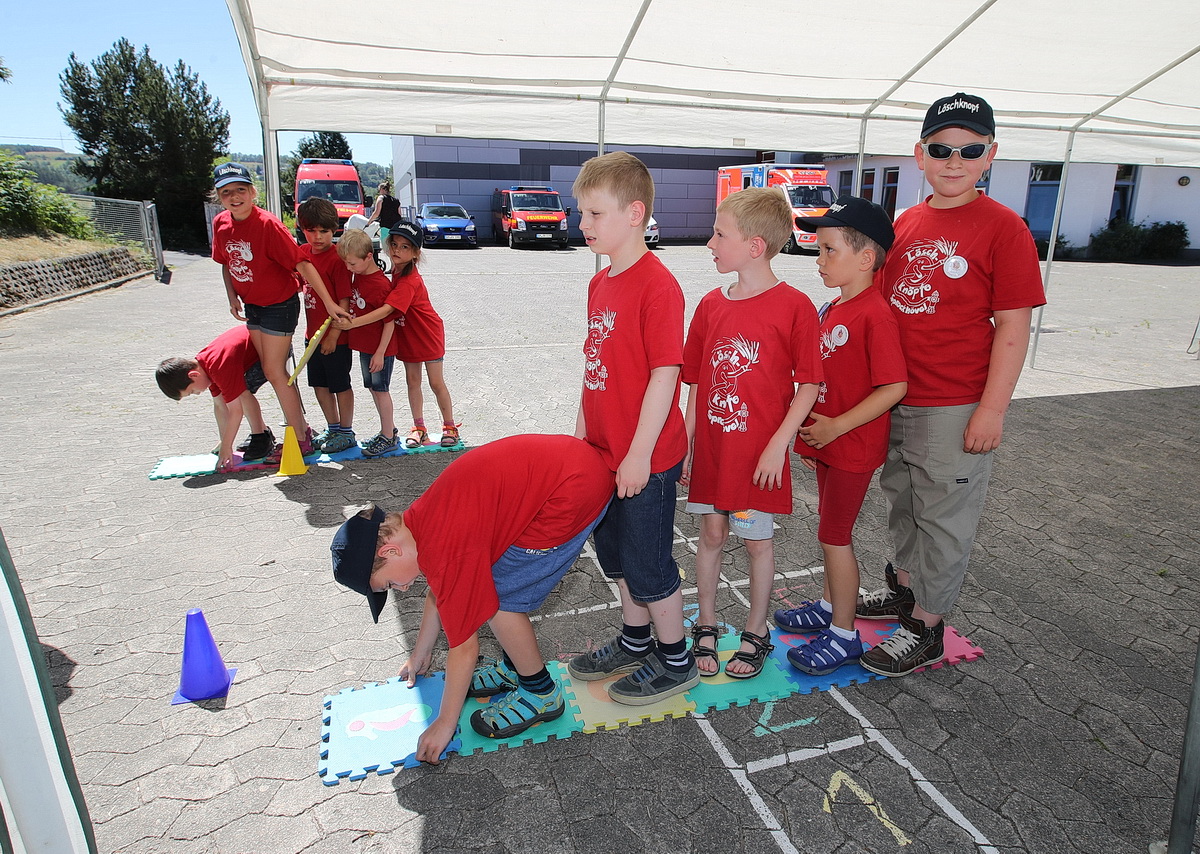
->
<box><xmin>316</xmin><ymin>620</ymin><xmax>983</xmax><ymax>783</ymax></box>
<box><xmin>149</xmin><ymin>437</ymin><xmax>467</xmax><ymax>479</ymax></box>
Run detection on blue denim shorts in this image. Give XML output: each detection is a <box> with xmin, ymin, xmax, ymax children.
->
<box><xmin>358</xmin><ymin>352</ymin><xmax>395</xmax><ymax>393</ymax></box>
<box><xmin>492</xmin><ymin>507</ymin><xmax>608</xmax><ymax>613</ymax></box>
<box><xmin>307</xmin><ymin>341</ymin><xmax>353</xmax><ymax>394</ymax></box>
<box><xmin>244</xmin><ymin>294</ymin><xmax>300</xmax><ymax>337</ymax></box>
<box><xmin>243</xmin><ymin>361</ymin><xmax>268</xmax><ymax>394</ymax></box>
<box><xmin>592</xmin><ymin>460</ymin><xmax>683</xmax><ymax>603</ymax></box>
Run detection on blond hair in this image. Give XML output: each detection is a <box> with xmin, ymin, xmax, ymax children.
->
<box><xmin>572</xmin><ymin>151</ymin><xmax>654</xmax><ymax>226</ymax></box>
<box><xmin>336</xmin><ymin>228</ymin><xmax>373</xmax><ymax>260</ymax></box>
<box><xmin>717</xmin><ymin>188</ymin><xmax>794</xmax><ymax>258</ymax></box>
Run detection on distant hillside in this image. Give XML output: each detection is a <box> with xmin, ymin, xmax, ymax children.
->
<box><xmin>1</xmin><ymin>146</ymin><xmax>92</xmax><ymax>195</ymax></box>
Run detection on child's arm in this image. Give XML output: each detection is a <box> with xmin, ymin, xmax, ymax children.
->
<box><xmin>963</xmin><ymin>307</ymin><xmax>1033</xmax><ymax>454</ymax></box>
<box><xmin>296</xmin><ymin>260</ymin><xmax>351</xmax><ymax>322</ymax></box>
<box><xmin>798</xmin><ymin>381</ymin><xmax>908</xmax><ymax>450</ymax></box>
<box><xmin>753</xmin><ymin>382</ymin><xmax>820</xmax><ymax>490</ymax></box>
<box><xmin>221</xmin><ymin>267</ymin><xmax>246</xmax><ymax>322</ymax></box>
<box><xmin>680</xmin><ymin>383</ymin><xmax>698</xmax><ymax>488</ymax></box>
<box><xmin>616</xmin><ymin>365</ymin><xmax>681</xmax><ymax>499</ymax></box>
<box><xmin>369</xmin><ymin>320</ymin><xmax>395</xmax><ymax>374</ymax></box>
<box><xmin>573</xmin><ymin>393</ymin><xmax>587</xmax><ymax>441</ymax></box>
<box><xmin>212</xmin><ymin>392</ymin><xmax>245</xmax><ymax>472</ymax></box>
<box><xmin>399</xmin><ymin>590</ymin><xmax>443</xmax><ymax>686</ymax></box>
<box><xmin>333</xmin><ymin>304</ymin><xmax>395</xmax><ymax>331</ymax></box>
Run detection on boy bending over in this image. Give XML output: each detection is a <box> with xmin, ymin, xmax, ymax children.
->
<box><xmin>331</xmin><ymin>435</ymin><xmax>612</xmax><ymax>763</ymax></box>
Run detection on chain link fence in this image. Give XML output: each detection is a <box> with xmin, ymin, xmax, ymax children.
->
<box><xmin>68</xmin><ymin>195</ymin><xmax>168</xmax><ymax>283</ymax></box>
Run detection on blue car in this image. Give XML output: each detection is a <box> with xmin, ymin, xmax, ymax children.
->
<box><xmin>416</xmin><ymin>203</ymin><xmax>478</xmax><ymax>247</ymax></box>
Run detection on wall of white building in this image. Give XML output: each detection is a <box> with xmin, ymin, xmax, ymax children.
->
<box><xmin>1135</xmin><ymin>166</ymin><xmax>1200</xmax><ymax>245</ymax></box>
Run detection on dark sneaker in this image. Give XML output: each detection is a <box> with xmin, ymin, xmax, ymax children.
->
<box><xmin>361</xmin><ymin>430</ymin><xmax>400</xmax><ymax>458</ymax></box>
<box><xmin>787</xmin><ymin>628</ymin><xmax>864</xmax><ymax>676</ymax></box>
<box><xmin>774</xmin><ymin>600</ymin><xmax>833</xmax><ymax>632</ymax></box>
<box><xmin>567</xmin><ymin>637</ymin><xmax>652</xmax><ymax>682</ymax></box>
<box><xmin>469</xmin><ymin>683</ymin><xmax>564</xmax><ymax>739</ymax></box>
<box><xmin>860</xmin><ymin>611</ymin><xmax>944</xmax><ymax>677</ymax></box>
<box><xmin>320</xmin><ymin>431</ymin><xmax>357</xmax><ymax>454</ymax></box>
<box><xmin>241</xmin><ymin>428</ymin><xmax>275</xmax><ymax>461</ymax></box>
<box><xmin>856</xmin><ymin>561</ymin><xmax>916</xmax><ymax>620</ymax></box>
<box><xmin>608</xmin><ymin>653</ymin><xmax>699</xmax><ymax>705</ymax></box>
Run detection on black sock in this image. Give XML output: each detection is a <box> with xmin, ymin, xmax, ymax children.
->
<box><xmin>619</xmin><ymin>623</ymin><xmax>653</xmax><ymax>655</ymax></box>
<box><xmin>517</xmin><ymin>667</ymin><xmax>555</xmax><ymax>696</ymax></box>
<box><xmin>656</xmin><ymin>638</ymin><xmax>693</xmax><ymax>672</ymax></box>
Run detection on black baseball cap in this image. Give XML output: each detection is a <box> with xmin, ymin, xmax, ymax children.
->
<box><xmin>213</xmin><ymin>162</ymin><xmax>254</xmax><ymax>189</ymax></box>
<box><xmin>331</xmin><ymin>506</ymin><xmax>389</xmax><ymax>623</ymax></box>
<box><xmin>387</xmin><ymin>220</ymin><xmax>423</xmax><ymax>249</ymax></box>
<box><xmin>921</xmin><ymin>92</ymin><xmax>995</xmax><ymax>138</ymax></box>
<box><xmin>795</xmin><ymin>195</ymin><xmax>895</xmax><ymax>251</ymax></box>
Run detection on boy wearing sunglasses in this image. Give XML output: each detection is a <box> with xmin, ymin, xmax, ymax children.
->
<box><xmin>859</xmin><ymin>93</ymin><xmax>1046</xmax><ymax>677</ymax></box>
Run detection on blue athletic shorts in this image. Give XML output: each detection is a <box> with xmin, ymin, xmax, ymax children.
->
<box><xmin>493</xmin><ymin>507</ymin><xmax>608</xmax><ymax>613</ymax></box>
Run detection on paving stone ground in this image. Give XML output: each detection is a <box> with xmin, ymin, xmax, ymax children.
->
<box><xmin>2</xmin><ymin>243</ymin><xmax>1199</xmax><ymax>853</ymax></box>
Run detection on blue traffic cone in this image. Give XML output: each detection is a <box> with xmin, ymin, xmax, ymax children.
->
<box><xmin>171</xmin><ymin>608</ymin><xmax>237</xmax><ymax>704</ymax></box>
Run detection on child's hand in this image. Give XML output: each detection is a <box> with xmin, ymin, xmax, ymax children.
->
<box><xmin>963</xmin><ymin>407</ymin><xmax>1005</xmax><ymax>454</ymax></box>
<box><xmin>615</xmin><ymin>455</ymin><xmax>650</xmax><ymax>499</ymax></box>
<box><xmin>216</xmin><ymin>452</ymin><xmax>235</xmax><ymax>473</ymax></box>
<box><xmin>415</xmin><ymin>717</ymin><xmax>457</xmax><ymax>765</ymax></box>
<box><xmin>319</xmin><ymin>335</ymin><xmax>338</xmax><ymax>356</ymax></box>
<box><xmin>325</xmin><ymin>301</ymin><xmax>352</xmax><ymax>322</ymax></box>
<box><xmin>399</xmin><ymin>650</ymin><xmax>433</xmax><ymax>687</ymax></box>
<box><xmin>369</xmin><ymin>352</ymin><xmax>385</xmax><ymax>373</ymax></box>
<box><xmin>332</xmin><ymin>317</ymin><xmax>354</xmax><ymax>331</ymax></box>
<box><xmin>228</xmin><ymin>300</ymin><xmax>246</xmax><ymax>322</ymax></box>
<box><xmin>679</xmin><ymin>449</ymin><xmax>693</xmax><ymax>489</ymax></box>
<box><xmin>752</xmin><ymin>446</ymin><xmax>786</xmax><ymax>491</ymax></box>
<box><xmin>797</xmin><ymin>413</ymin><xmax>842</xmax><ymax>450</ymax></box>
<box><xmin>799</xmin><ymin>456</ymin><xmax>817</xmax><ymax>472</ymax></box>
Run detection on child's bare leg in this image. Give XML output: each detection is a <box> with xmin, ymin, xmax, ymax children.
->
<box><xmin>249</xmin><ymin>329</ymin><xmax>308</xmax><ymax>434</ymax></box>
<box><xmin>424</xmin><ymin>361</ymin><xmax>456</xmax><ymax>425</ymax></box>
<box><xmin>694</xmin><ymin>513</ymin><xmax>729</xmax><ymax>674</ymax></box>
<box><xmin>726</xmin><ymin>537</ymin><xmax>775</xmax><ymax>675</ymax></box>
<box><xmin>488</xmin><ymin>611</ymin><xmax>546</xmax><ymax>677</ymax></box>
<box><xmin>370</xmin><ymin>390</ymin><xmax>395</xmax><ymax>438</ymax></box>
<box><xmin>821</xmin><ymin>542</ymin><xmax>861</xmax><ymax>632</ymax></box>
<box><xmin>240</xmin><ymin>391</ymin><xmax>267</xmax><ymax>433</ymax></box>
<box><xmin>403</xmin><ymin>361</ymin><xmax>425</xmax><ymax>428</ymax></box>
<box><xmin>334</xmin><ymin>389</ymin><xmax>354</xmax><ymax>430</ymax></box>
<box><xmin>313</xmin><ymin>387</ymin><xmax>338</xmax><ymax>426</ymax></box>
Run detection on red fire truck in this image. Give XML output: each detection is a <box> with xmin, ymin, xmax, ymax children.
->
<box><xmin>716</xmin><ymin>164</ymin><xmax>836</xmax><ymax>254</ymax></box>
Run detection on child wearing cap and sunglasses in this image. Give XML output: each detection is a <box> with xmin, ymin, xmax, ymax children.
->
<box><xmin>854</xmin><ymin>93</ymin><xmax>1046</xmax><ymax>678</ymax></box>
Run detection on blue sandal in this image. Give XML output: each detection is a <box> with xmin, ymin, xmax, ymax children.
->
<box><xmin>468</xmin><ymin>656</ymin><xmax>518</xmax><ymax>698</ymax></box>
<box><xmin>787</xmin><ymin>628</ymin><xmax>864</xmax><ymax>676</ymax></box>
<box><xmin>774</xmin><ymin>600</ymin><xmax>833</xmax><ymax>632</ymax></box>
<box><xmin>469</xmin><ymin>683</ymin><xmax>564</xmax><ymax>739</ymax></box>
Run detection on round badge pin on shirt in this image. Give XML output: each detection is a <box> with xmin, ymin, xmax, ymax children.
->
<box><xmin>943</xmin><ymin>255</ymin><xmax>968</xmax><ymax>279</ymax></box>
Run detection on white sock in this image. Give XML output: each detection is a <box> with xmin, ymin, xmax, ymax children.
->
<box><xmin>829</xmin><ymin>623</ymin><xmax>858</xmax><ymax>642</ymax></box>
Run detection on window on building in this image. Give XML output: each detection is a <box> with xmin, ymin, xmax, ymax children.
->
<box><xmin>838</xmin><ymin>170</ymin><xmax>853</xmax><ymax>198</ymax></box>
<box><xmin>1025</xmin><ymin>163</ymin><xmax>1063</xmax><ymax>240</ymax></box>
<box><xmin>881</xmin><ymin>167</ymin><xmax>900</xmax><ymax>217</ymax></box>
<box><xmin>860</xmin><ymin>169</ymin><xmax>876</xmax><ymax>202</ymax></box>
<box><xmin>1111</xmin><ymin>164</ymin><xmax>1138</xmax><ymax>224</ymax></box>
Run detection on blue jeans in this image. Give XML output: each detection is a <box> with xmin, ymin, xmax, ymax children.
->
<box><xmin>493</xmin><ymin>506</ymin><xmax>609</xmax><ymax>612</ymax></box>
<box><xmin>592</xmin><ymin>460</ymin><xmax>683</xmax><ymax>604</ymax></box>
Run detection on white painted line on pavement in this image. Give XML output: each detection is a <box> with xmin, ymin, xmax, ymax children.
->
<box><xmin>745</xmin><ymin>735</ymin><xmax>867</xmax><ymax>774</ymax></box>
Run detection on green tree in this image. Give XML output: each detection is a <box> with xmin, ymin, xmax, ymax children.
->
<box><xmin>279</xmin><ymin>132</ymin><xmax>354</xmax><ymax>210</ymax></box>
<box><xmin>0</xmin><ymin>57</ymin><xmax>11</xmax><ymax>82</ymax></box>
<box><xmin>0</xmin><ymin>153</ymin><xmax>93</xmax><ymax>239</ymax></box>
<box><xmin>59</xmin><ymin>38</ymin><xmax>229</xmax><ymax>248</ymax></box>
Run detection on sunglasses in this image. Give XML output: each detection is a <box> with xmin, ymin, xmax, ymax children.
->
<box><xmin>920</xmin><ymin>142</ymin><xmax>993</xmax><ymax>160</ymax></box>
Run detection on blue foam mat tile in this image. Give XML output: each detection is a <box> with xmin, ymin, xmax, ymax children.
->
<box><xmin>318</xmin><ymin>674</ymin><xmax>461</xmax><ymax>785</ymax></box>
<box><xmin>769</xmin><ymin>626</ymin><xmax>886</xmax><ymax>694</ymax></box>
<box><xmin>686</xmin><ymin>633</ymin><xmax>798</xmax><ymax>712</ymax></box>
<box><xmin>152</xmin><ymin>442</ymin><xmax>468</xmax><ymax>479</ymax></box>
<box><xmin>455</xmin><ymin>661</ymin><xmax>585</xmax><ymax>755</ymax></box>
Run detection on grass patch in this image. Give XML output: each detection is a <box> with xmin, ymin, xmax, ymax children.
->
<box><xmin>0</xmin><ymin>233</ymin><xmax>119</xmax><ymax>266</ymax></box>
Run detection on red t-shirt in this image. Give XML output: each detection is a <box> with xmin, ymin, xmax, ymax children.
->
<box><xmin>196</xmin><ymin>326</ymin><xmax>259</xmax><ymax>401</ymax></box>
<box><xmin>300</xmin><ymin>244</ymin><xmax>353</xmax><ymax>339</ymax></box>
<box><xmin>211</xmin><ymin>205</ymin><xmax>304</xmax><ymax>307</ymax></box>
<box><xmin>795</xmin><ymin>289</ymin><xmax>907</xmax><ymax>473</ymax></box>
<box><xmin>346</xmin><ymin>269</ymin><xmax>399</xmax><ymax>357</ymax></box>
<box><xmin>878</xmin><ymin>194</ymin><xmax>1045</xmax><ymax>406</ymax></box>
<box><xmin>404</xmin><ymin>435</ymin><xmax>614</xmax><ymax>647</ymax></box>
<box><xmin>683</xmin><ymin>283</ymin><xmax>822</xmax><ymax>513</ymax></box>
<box><xmin>386</xmin><ymin>267</ymin><xmax>446</xmax><ymax>362</ymax></box>
<box><xmin>580</xmin><ymin>252</ymin><xmax>688</xmax><ymax>473</ymax></box>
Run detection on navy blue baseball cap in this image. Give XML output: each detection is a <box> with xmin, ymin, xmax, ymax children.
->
<box><xmin>213</xmin><ymin>162</ymin><xmax>254</xmax><ymax>189</ymax></box>
<box><xmin>387</xmin><ymin>220</ymin><xmax>423</xmax><ymax>249</ymax></box>
<box><xmin>795</xmin><ymin>195</ymin><xmax>895</xmax><ymax>251</ymax></box>
<box><xmin>331</xmin><ymin>506</ymin><xmax>389</xmax><ymax>623</ymax></box>
<box><xmin>921</xmin><ymin>92</ymin><xmax>995</xmax><ymax>138</ymax></box>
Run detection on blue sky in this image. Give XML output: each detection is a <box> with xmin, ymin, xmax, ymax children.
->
<box><xmin>0</xmin><ymin>0</ymin><xmax>395</xmax><ymax>164</ymax></box>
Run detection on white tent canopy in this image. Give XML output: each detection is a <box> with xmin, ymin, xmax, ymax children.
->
<box><xmin>227</xmin><ymin>0</ymin><xmax>1200</xmax><ymax>171</ymax></box>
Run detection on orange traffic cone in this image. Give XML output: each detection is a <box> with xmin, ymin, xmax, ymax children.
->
<box><xmin>275</xmin><ymin>425</ymin><xmax>309</xmax><ymax>476</ymax></box>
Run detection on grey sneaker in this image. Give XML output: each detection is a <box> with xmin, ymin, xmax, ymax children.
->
<box><xmin>607</xmin><ymin>653</ymin><xmax>699</xmax><ymax>706</ymax></box>
<box><xmin>361</xmin><ymin>430</ymin><xmax>399</xmax><ymax>458</ymax></box>
<box><xmin>856</xmin><ymin>561</ymin><xmax>916</xmax><ymax>620</ymax></box>
<box><xmin>320</xmin><ymin>431</ymin><xmax>357</xmax><ymax>454</ymax></box>
<box><xmin>567</xmin><ymin>637</ymin><xmax>652</xmax><ymax>682</ymax></box>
